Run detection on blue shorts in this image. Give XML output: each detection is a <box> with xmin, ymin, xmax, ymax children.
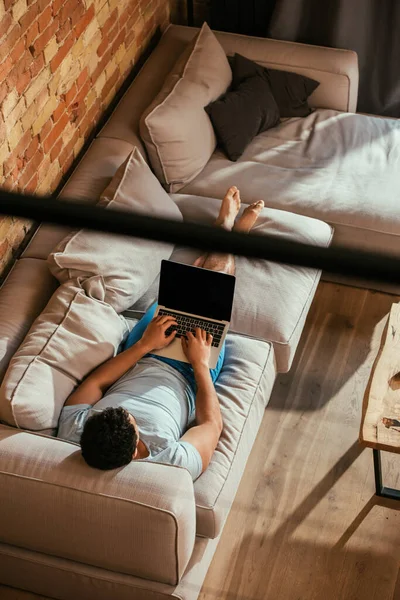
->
<box><xmin>122</xmin><ymin>303</ymin><xmax>225</xmax><ymax>395</ymax></box>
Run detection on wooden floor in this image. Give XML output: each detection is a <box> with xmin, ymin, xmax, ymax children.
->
<box><xmin>2</xmin><ymin>282</ymin><xmax>400</xmax><ymax>600</ymax></box>
<box><xmin>199</xmin><ymin>282</ymin><xmax>400</xmax><ymax>600</ymax></box>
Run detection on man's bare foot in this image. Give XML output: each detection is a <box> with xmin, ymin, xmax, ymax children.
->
<box><xmin>215</xmin><ymin>186</ymin><xmax>241</xmax><ymax>231</ymax></box>
<box><xmin>234</xmin><ymin>200</ymin><xmax>264</xmax><ymax>233</ymax></box>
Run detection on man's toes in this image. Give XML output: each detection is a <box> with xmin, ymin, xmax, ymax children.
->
<box><xmin>225</xmin><ymin>185</ymin><xmax>238</xmax><ymax>200</ymax></box>
<box><xmin>251</xmin><ymin>200</ymin><xmax>264</xmax><ymax>210</ymax></box>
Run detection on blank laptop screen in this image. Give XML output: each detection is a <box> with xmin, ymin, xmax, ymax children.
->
<box><xmin>158</xmin><ymin>260</ymin><xmax>236</xmax><ymax>322</ymax></box>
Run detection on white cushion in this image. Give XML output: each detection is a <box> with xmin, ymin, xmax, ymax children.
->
<box><xmin>0</xmin><ymin>276</ymin><xmax>128</xmax><ymax>432</ymax></box>
<box><xmin>140</xmin><ymin>23</ymin><xmax>232</xmax><ymax>193</ymax></box>
<box><xmin>47</xmin><ymin>148</ymin><xmax>182</xmax><ymax>313</ymax></box>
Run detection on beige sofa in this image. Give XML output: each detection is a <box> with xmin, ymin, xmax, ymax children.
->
<box><xmin>0</xmin><ymin>24</ymin><xmax>387</xmax><ymax>600</ymax></box>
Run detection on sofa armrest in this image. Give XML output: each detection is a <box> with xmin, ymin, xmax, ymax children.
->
<box><xmin>0</xmin><ymin>425</ymin><xmax>196</xmax><ymax>586</ymax></box>
<box><xmin>166</xmin><ymin>25</ymin><xmax>359</xmax><ymax>113</ymax></box>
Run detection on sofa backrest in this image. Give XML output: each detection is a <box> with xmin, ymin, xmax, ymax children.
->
<box><xmin>98</xmin><ymin>24</ymin><xmax>359</xmax><ymax>150</ymax></box>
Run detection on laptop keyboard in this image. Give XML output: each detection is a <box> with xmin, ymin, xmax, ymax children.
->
<box><xmin>158</xmin><ymin>309</ymin><xmax>225</xmax><ymax>348</ymax></box>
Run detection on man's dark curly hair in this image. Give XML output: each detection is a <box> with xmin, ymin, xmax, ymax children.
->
<box><xmin>80</xmin><ymin>407</ymin><xmax>138</xmax><ymax>470</ymax></box>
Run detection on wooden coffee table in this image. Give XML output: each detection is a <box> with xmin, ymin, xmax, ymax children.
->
<box><xmin>360</xmin><ymin>301</ymin><xmax>400</xmax><ymax>500</ymax></box>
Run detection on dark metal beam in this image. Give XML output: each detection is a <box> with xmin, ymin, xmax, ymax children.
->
<box><xmin>1</xmin><ymin>189</ymin><xmax>400</xmax><ymax>285</ymax></box>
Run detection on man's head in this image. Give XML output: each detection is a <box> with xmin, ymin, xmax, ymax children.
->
<box><xmin>80</xmin><ymin>407</ymin><xmax>138</xmax><ymax>470</ymax></box>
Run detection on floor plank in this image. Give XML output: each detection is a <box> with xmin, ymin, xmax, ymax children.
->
<box><xmin>199</xmin><ymin>282</ymin><xmax>400</xmax><ymax>600</ymax></box>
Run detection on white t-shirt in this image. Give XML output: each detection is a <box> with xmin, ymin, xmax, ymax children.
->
<box><xmin>57</xmin><ymin>357</ymin><xmax>202</xmax><ymax>481</ymax></box>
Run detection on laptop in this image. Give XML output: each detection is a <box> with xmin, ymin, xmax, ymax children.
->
<box><xmin>152</xmin><ymin>260</ymin><xmax>236</xmax><ymax>369</ymax></box>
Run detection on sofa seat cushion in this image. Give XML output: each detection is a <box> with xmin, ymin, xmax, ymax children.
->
<box><xmin>193</xmin><ymin>333</ymin><xmax>275</xmax><ymax>538</ymax></box>
<box><xmin>48</xmin><ymin>148</ymin><xmax>182</xmax><ymax>314</ymax></box>
<box><xmin>0</xmin><ymin>277</ymin><xmax>128</xmax><ymax>432</ymax></box>
<box><xmin>134</xmin><ymin>195</ymin><xmax>332</xmax><ymax>372</ymax></box>
<box><xmin>180</xmin><ymin>109</ymin><xmax>400</xmax><ymax>251</ymax></box>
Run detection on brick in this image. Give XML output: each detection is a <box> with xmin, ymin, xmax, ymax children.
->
<box><xmin>101</xmin><ymin>8</ymin><xmax>117</xmax><ymax>36</ymax></box>
<box><xmin>73</xmin><ymin>77</ymin><xmax>90</xmax><ymax>106</ymax></box>
<box><xmin>106</xmin><ymin>20</ymin><xmax>118</xmax><ymax>45</ymax></box>
<box><xmin>74</xmin><ymin>2</ymin><xmax>94</xmax><ymax>38</ymax></box>
<box><xmin>24</xmin><ymin>135</ymin><xmax>39</xmax><ymax>161</ymax></box>
<box><xmin>6</xmin><ymin>96</ymin><xmax>26</xmax><ymax>130</ymax></box>
<box><xmin>44</xmin><ymin>36</ymin><xmax>58</xmax><ymax>62</ymax></box>
<box><xmin>31</xmin><ymin>19</ymin><xmax>58</xmax><ymax>56</ymax></box>
<box><xmin>16</xmin><ymin>69</ymin><xmax>31</xmax><ymax>94</ymax></box>
<box><xmin>36</xmin><ymin>158</ymin><xmax>61</xmax><ymax>194</ymax></box>
<box><xmin>59</xmin><ymin>0</ymin><xmax>79</xmax><ymax>24</ymax></box>
<box><xmin>111</xmin><ymin>28</ymin><xmax>125</xmax><ymax>54</ymax></box>
<box><xmin>0</xmin><ymin>240</ymin><xmax>10</xmax><ymax>261</ymax></box>
<box><xmin>91</xmin><ymin>46</ymin><xmax>111</xmax><ymax>84</ymax></box>
<box><xmin>0</xmin><ymin>141</ymin><xmax>10</xmax><ymax>165</ymax></box>
<box><xmin>0</xmin><ymin>56</ymin><xmax>13</xmax><ymax>80</ymax></box>
<box><xmin>3</xmin><ymin>130</ymin><xmax>31</xmax><ymax>175</ymax></box>
<box><xmin>20</xmin><ymin>100</ymin><xmax>36</xmax><ymax>131</ymax></box>
<box><xmin>76</xmin><ymin>67</ymin><xmax>88</xmax><ymax>89</ymax></box>
<box><xmin>93</xmin><ymin>69</ymin><xmax>105</xmax><ymax>95</ymax></box>
<box><xmin>70</xmin><ymin>0</ymin><xmax>84</xmax><ymax>27</ymax></box>
<box><xmin>60</xmin><ymin>149</ymin><xmax>74</xmax><ymax>175</ymax></box>
<box><xmin>71</xmin><ymin>34</ymin><xmax>83</xmax><ymax>58</ymax></box>
<box><xmin>0</xmin><ymin>80</ymin><xmax>7</xmax><ymax>104</ymax></box>
<box><xmin>59</xmin><ymin>128</ymin><xmax>79</xmax><ymax>165</ymax></box>
<box><xmin>25</xmin><ymin>20</ymin><xmax>39</xmax><ymax>46</ymax></box>
<box><xmin>24</xmin><ymin>65</ymin><xmax>50</xmax><ymax>106</ymax></box>
<box><xmin>31</xmin><ymin>95</ymin><xmax>58</xmax><ymax>135</ymax></box>
<box><xmin>73</xmin><ymin>135</ymin><xmax>84</xmax><ymax>157</ymax></box>
<box><xmin>19</xmin><ymin>2</ymin><xmax>39</xmax><ymax>34</ymax></box>
<box><xmin>29</xmin><ymin>53</ymin><xmax>44</xmax><ymax>80</ymax></box>
<box><xmin>38</xmin><ymin>117</ymin><xmax>52</xmax><ymax>141</ymax></box>
<box><xmin>79</xmin><ymin>97</ymin><xmax>99</xmax><ymax>135</ymax></box>
<box><xmin>96</xmin><ymin>33</ymin><xmax>108</xmax><ymax>57</ymax></box>
<box><xmin>51</xmin><ymin>0</ymin><xmax>65</xmax><ymax>17</ymax></box>
<box><xmin>0</xmin><ymin>23</ymin><xmax>21</xmax><ymax>61</ymax></box>
<box><xmin>50</xmin><ymin>137</ymin><xmax>63</xmax><ymax>161</ymax></box>
<box><xmin>12</xmin><ymin>0</ymin><xmax>27</xmax><ymax>22</ymax></box>
<box><xmin>10</xmin><ymin>37</ymin><xmax>25</xmax><ymax>62</ymax></box>
<box><xmin>58</xmin><ymin>53</ymin><xmax>80</xmax><ymax>93</ymax></box>
<box><xmin>7</xmin><ymin>51</ymin><xmax>32</xmax><ymax>90</ymax></box>
<box><xmin>1</xmin><ymin>89</ymin><xmax>18</xmax><ymax>119</ymax></box>
<box><xmin>52</xmin><ymin>99</ymin><xmax>66</xmax><ymax>122</ymax></box>
<box><xmin>63</xmin><ymin>81</ymin><xmax>77</xmax><ymax>105</ymax></box>
<box><xmin>56</xmin><ymin>17</ymin><xmax>71</xmax><ymax>43</ymax></box>
<box><xmin>101</xmin><ymin>66</ymin><xmax>118</xmax><ymax>101</ymax></box>
<box><xmin>18</xmin><ymin>149</ymin><xmax>44</xmax><ymax>188</ymax></box>
<box><xmin>8</xmin><ymin>121</ymin><xmax>24</xmax><ymax>151</ymax></box>
<box><xmin>23</xmin><ymin>172</ymin><xmax>38</xmax><ymax>193</ymax></box>
<box><xmin>0</xmin><ymin>12</ymin><xmax>12</xmax><ymax>38</ymax></box>
<box><xmin>42</xmin><ymin>112</ymin><xmax>69</xmax><ymax>153</ymax></box>
<box><xmin>82</xmin><ymin>16</ymin><xmax>98</xmax><ymax>46</ymax></box>
<box><xmin>50</xmin><ymin>30</ymin><xmax>75</xmax><ymax>72</ymax></box>
<box><xmin>38</xmin><ymin>5</ymin><xmax>52</xmax><ymax>32</ymax></box>
<box><xmin>97</xmin><ymin>1</ymin><xmax>109</xmax><ymax>26</ymax></box>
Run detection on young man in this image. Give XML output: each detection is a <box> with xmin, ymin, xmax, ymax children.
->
<box><xmin>57</xmin><ymin>187</ymin><xmax>264</xmax><ymax>481</ymax></box>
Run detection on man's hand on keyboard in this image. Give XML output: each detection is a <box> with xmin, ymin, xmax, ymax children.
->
<box><xmin>181</xmin><ymin>328</ymin><xmax>212</xmax><ymax>368</ymax></box>
<box><xmin>141</xmin><ymin>315</ymin><xmax>178</xmax><ymax>351</ymax></box>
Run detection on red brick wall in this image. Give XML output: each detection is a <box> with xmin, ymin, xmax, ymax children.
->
<box><xmin>0</xmin><ymin>0</ymin><xmax>170</xmax><ymax>275</ymax></box>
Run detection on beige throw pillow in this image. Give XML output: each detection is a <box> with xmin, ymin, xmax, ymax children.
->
<box><xmin>0</xmin><ymin>276</ymin><xmax>129</xmax><ymax>432</ymax></box>
<box><xmin>47</xmin><ymin>148</ymin><xmax>182</xmax><ymax>313</ymax></box>
<box><xmin>140</xmin><ymin>23</ymin><xmax>232</xmax><ymax>193</ymax></box>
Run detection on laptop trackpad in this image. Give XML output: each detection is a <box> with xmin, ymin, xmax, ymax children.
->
<box><xmin>153</xmin><ymin>338</ymin><xmax>190</xmax><ymax>364</ymax></box>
